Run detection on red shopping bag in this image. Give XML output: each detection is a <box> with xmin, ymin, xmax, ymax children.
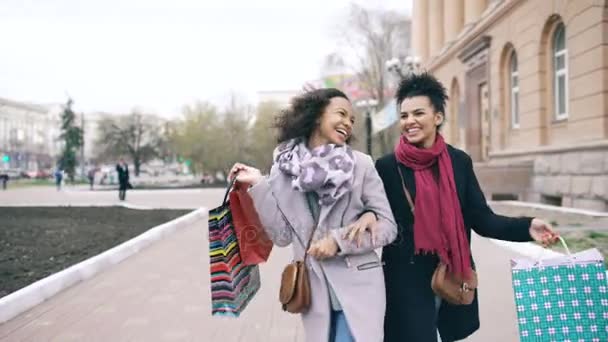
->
<box><xmin>229</xmin><ymin>181</ymin><xmax>273</xmax><ymax>265</ymax></box>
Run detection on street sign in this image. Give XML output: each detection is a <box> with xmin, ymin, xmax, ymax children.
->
<box><xmin>372</xmin><ymin>99</ymin><xmax>398</xmax><ymax>134</ymax></box>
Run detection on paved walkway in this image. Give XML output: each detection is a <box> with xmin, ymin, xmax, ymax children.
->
<box><xmin>0</xmin><ymin>187</ymin><xmax>528</xmax><ymax>341</ymax></box>
<box><xmin>0</xmin><ymin>186</ymin><xmax>224</xmax><ymax>209</ymax></box>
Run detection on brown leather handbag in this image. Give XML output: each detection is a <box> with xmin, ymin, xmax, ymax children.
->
<box><xmin>278</xmin><ymin>196</ymin><xmax>318</xmax><ymax>314</ymax></box>
<box><xmin>431</xmin><ymin>262</ymin><xmax>477</xmax><ymax>305</ymax></box>
<box><xmin>397</xmin><ymin>166</ymin><xmax>478</xmax><ymax>306</ymax></box>
<box><xmin>279</xmin><ymin>260</ymin><xmax>311</xmax><ymax>313</ymax></box>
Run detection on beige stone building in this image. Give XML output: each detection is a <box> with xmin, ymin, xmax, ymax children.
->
<box><xmin>411</xmin><ymin>0</ymin><xmax>608</xmax><ymax>211</ymax></box>
<box><xmin>0</xmin><ymin>98</ymin><xmax>63</xmax><ymax>171</ymax></box>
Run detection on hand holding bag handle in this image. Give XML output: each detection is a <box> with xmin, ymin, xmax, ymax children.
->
<box><xmin>396</xmin><ymin>165</ymin><xmax>478</xmax><ymax>306</ymax></box>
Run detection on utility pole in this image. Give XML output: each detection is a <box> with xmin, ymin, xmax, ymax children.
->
<box><xmin>80</xmin><ymin>112</ymin><xmax>85</xmax><ymax>179</ymax></box>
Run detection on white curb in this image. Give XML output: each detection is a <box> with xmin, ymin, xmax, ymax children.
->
<box><xmin>0</xmin><ymin>207</ymin><xmax>208</xmax><ymax>324</ymax></box>
<box><xmin>490</xmin><ymin>239</ymin><xmax>563</xmax><ymax>260</ymax></box>
<box><xmin>488</xmin><ymin>200</ymin><xmax>608</xmax><ymax>217</ymax></box>
<box><xmin>490</xmin><ymin>239</ymin><xmax>608</xmax><ymax>283</ymax></box>
<box><xmin>487</xmin><ymin>201</ymin><xmax>608</xmax><ymax>279</ymax></box>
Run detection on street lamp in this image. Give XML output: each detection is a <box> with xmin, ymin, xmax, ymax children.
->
<box><xmin>355</xmin><ymin>99</ymin><xmax>379</xmax><ymax>157</ymax></box>
<box><xmin>385</xmin><ymin>55</ymin><xmax>422</xmax><ymax>79</ymax></box>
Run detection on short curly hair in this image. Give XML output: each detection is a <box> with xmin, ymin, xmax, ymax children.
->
<box><xmin>395</xmin><ymin>72</ymin><xmax>449</xmax><ymax>128</ymax></box>
<box><xmin>274</xmin><ymin>88</ymin><xmax>350</xmax><ymax>143</ymax></box>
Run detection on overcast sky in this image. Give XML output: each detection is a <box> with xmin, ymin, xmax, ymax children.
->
<box><xmin>0</xmin><ymin>0</ymin><xmax>411</xmax><ymax>117</ymax></box>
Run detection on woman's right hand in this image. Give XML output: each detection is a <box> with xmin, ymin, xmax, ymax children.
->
<box><xmin>228</xmin><ymin>163</ymin><xmax>263</xmax><ymax>187</ymax></box>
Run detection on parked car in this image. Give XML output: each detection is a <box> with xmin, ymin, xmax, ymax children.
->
<box><xmin>3</xmin><ymin>169</ymin><xmax>22</xmax><ymax>179</ymax></box>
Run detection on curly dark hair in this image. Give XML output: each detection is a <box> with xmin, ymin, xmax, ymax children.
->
<box><xmin>274</xmin><ymin>88</ymin><xmax>350</xmax><ymax>143</ymax></box>
<box><xmin>395</xmin><ymin>72</ymin><xmax>449</xmax><ymax>128</ymax></box>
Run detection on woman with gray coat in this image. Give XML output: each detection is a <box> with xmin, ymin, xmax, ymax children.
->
<box><xmin>229</xmin><ymin>88</ymin><xmax>397</xmax><ymax>342</ymax></box>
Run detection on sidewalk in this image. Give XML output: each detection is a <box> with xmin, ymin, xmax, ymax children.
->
<box><xmin>0</xmin><ymin>187</ymin><xmax>530</xmax><ymax>341</ymax></box>
<box><xmin>0</xmin><ymin>220</ymin><xmax>303</xmax><ymax>341</ymax></box>
<box><xmin>0</xmin><ymin>222</ymin><xmax>523</xmax><ymax>341</ymax></box>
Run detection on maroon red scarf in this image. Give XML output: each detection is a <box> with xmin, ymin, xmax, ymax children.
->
<box><xmin>394</xmin><ymin>133</ymin><xmax>472</xmax><ymax>278</ymax></box>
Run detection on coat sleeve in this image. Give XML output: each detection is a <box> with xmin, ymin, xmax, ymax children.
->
<box><xmin>463</xmin><ymin>154</ymin><xmax>533</xmax><ymax>242</ymax></box>
<box><xmin>330</xmin><ymin>155</ymin><xmax>398</xmax><ymax>255</ymax></box>
<box><xmin>248</xmin><ymin>165</ymin><xmax>293</xmax><ymax>247</ymax></box>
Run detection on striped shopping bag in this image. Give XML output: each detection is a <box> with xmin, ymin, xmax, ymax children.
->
<box><xmin>208</xmin><ymin>179</ymin><xmax>260</xmax><ymax>317</ymax></box>
<box><xmin>511</xmin><ymin>238</ymin><xmax>608</xmax><ymax>341</ymax></box>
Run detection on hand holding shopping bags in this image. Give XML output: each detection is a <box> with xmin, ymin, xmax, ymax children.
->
<box><xmin>208</xmin><ymin>178</ymin><xmax>262</xmax><ymax>317</ymax></box>
<box><xmin>511</xmin><ymin>237</ymin><xmax>608</xmax><ymax>341</ymax></box>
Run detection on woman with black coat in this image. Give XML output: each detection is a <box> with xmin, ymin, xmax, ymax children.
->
<box><xmin>375</xmin><ymin>72</ymin><xmax>559</xmax><ymax>342</ymax></box>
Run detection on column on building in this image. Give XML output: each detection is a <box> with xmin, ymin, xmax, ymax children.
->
<box><xmin>411</xmin><ymin>0</ymin><xmax>429</xmax><ymax>61</ymax></box>
<box><xmin>444</xmin><ymin>0</ymin><xmax>464</xmax><ymax>42</ymax></box>
<box><xmin>465</xmin><ymin>0</ymin><xmax>488</xmax><ymax>26</ymax></box>
<box><xmin>428</xmin><ymin>0</ymin><xmax>445</xmax><ymax>57</ymax></box>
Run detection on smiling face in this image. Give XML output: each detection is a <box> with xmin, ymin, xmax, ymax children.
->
<box><xmin>399</xmin><ymin>95</ymin><xmax>444</xmax><ymax>149</ymax></box>
<box><xmin>309</xmin><ymin>96</ymin><xmax>355</xmax><ymax>148</ymax></box>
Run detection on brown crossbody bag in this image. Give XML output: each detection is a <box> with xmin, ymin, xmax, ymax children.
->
<box><xmin>397</xmin><ymin>166</ymin><xmax>478</xmax><ymax>306</ymax></box>
<box><xmin>278</xmin><ymin>195</ymin><xmax>319</xmax><ymax>313</ymax></box>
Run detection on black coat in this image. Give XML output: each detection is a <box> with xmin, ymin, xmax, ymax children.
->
<box><xmin>116</xmin><ymin>164</ymin><xmax>130</xmax><ymax>187</ymax></box>
<box><xmin>375</xmin><ymin>146</ymin><xmax>533</xmax><ymax>342</ymax></box>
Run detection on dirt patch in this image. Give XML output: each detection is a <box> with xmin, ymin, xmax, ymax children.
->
<box><xmin>0</xmin><ymin>207</ymin><xmax>190</xmax><ymax>298</ymax></box>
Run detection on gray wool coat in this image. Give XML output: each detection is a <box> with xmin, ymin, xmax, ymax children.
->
<box><xmin>249</xmin><ymin>150</ymin><xmax>398</xmax><ymax>342</ymax></box>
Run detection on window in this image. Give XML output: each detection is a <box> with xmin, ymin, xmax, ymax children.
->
<box><xmin>510</xmin><ymin>51</ymin><xmax>520</xmax><ymax>128</ymax></box>
<box><xmin>553</xmin><ymin>23</ymin><xmax>568</xmax><ymax>120</ymax></box>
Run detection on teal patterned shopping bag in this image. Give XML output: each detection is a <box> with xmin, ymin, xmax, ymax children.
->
<box><xmin>511</xmin><ymin>240</ymin><xmax>608</xmax><ymax>342</ymax></box>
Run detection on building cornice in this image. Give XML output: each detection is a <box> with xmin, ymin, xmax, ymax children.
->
<box><xmin>457</xmin><ymin>35</ymin><xmax>492</xmax><ymax>63</ymax></box>
<box><xmin>0</xmin><ymin>97</ymin><xmax>50</xmax><ymax>114</ymax></box>
<box><xmin>426</xmin><ymin>0</ymin><xmax>525</xmax><ymax>71</ymax></box>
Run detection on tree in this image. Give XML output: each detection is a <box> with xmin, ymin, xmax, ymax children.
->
<box><xmin>246</xmin><ymin>101</ymin><xmax>281</xmax><ymax>172</ymax></box>
<box><xmin>220</xmin><ymin>93</ymin><xmax>254</xmax><ymax>173</ymax></box>
<box><xmin>169</xmin><ymin>101</ymin><xmax>222</xmax><ymax>175</ymax></box>
<box><xmin>333</xmin><ymin>4</ymin><xmax>410</xmax><ymax>156</ymax></box>
<box><xmin>59</xmin><ymin>98</ymin><xmax>83</xmax><ymax>181</ymax></box>
<box><xmin>169</xmin><ymin>96</ymin><xmax>261</xmax><ymax>179</ymax></box>
<box><xmin>95</xmin><ymin>111</ymin><xmax>162</xmax><ymax>176</ymax></box>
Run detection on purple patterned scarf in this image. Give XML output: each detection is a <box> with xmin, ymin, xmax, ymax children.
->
<box><xmin>273</xmin><ymin>138</ymin><xmax>355</xmax><ymax>205</ymax></box>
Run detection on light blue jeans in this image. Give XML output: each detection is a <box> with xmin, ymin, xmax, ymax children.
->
<box><xmin>329</xmin><ymin>310</ymin><xmax>354</xmax><ymax>342</ymax></box>
<box><xmin>436</xmin><ymin>296</ymin><xmax>443</xmax><ymax>342</ymax></box>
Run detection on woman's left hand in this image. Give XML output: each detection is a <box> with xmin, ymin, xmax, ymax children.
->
<box><xmin>307</xmin><ymin>235</ymin><xmax>339</xmax><ymax>259</ymax></box>
<box><xmin>344</xmin><ymin>211</ymin><xmax>378</xmax><ymax>247</ymax></box>
<box><xmin>529</xmin><ymin>218</ymin><xmax>560</xmax><ymax>247</ymax></box>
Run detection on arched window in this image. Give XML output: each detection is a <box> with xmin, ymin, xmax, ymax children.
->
<box><xmin>553</xmin><ymin>23</ymin><xmax>568</xmax><ymax>120</ymax></box>
<box><xmin>510</xmin><ymin>51</ymin><xmax>519</xmax><ymax>128</ymax></box>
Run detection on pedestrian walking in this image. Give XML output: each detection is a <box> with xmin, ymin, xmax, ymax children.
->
<box><xmin>229</xmin><ymin>88</ymin><xmax>398</xmax><ymax>342</ymax></box>
<box><xmin>54</xmin><ymin>168</ymin><xmax>63</xmax><ymax>191</ymax></box>
<box><xmin>87</xmin><ymin>167</ymin><xmax>96</xmax><ymax>190</ymax></box>
<box><xmin>375</xmin><ymin>72</ymin><xmax>560</xmax><ymax>342</ymax></box>
<box><xmin>0</xmin><ymin>173</ymin><xmax>8</xmax><ymax>190</ymax></box>
<box><xmin>116</xmin><ymin>158</ymin><xmax>130</xmax><ymax>201</ymax></box>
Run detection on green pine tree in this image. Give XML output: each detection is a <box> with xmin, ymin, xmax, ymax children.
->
<box><xmin>59</xmin><ymin>98</ymin><xmax>83</xmax><ymax>182</ymax></box>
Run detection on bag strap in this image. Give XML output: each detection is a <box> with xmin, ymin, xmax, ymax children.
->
<box><xmin>222</xmin><ymin>177</ymin><xmax>238</xmax><ymax>205</ymax></box>
<box><xmin>397</xmin><ymin>166</ymin><xmax>415</xmax><ymax>214</ymax></box>
<box><xmin>274</xmin><ymin>192</ymin><xmax>319</xmax><ymax>262</ymax></box>
<box><xmin>301</xmin><ymin>194</ymin><xmax>320</xmax><ymax>262</ymax></box>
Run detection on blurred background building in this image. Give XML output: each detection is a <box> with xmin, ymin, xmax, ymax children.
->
<box><xmin>0</xmin><ymin>98</ymin><xmax>125</xmax><ymax>177</ymax></box>
<box><xmin>256</xmin><ymin>90</ymin><xmax>300</xmax><ymax>107</ymax></box>
<box><xmin>411</xmin><ymin>0</ymin><xmax>608</xmax><ymax>211</ymax></box>
<box><xmin>0</xmin><ymin>98</ymin><xmax>63</xmax><ymax>173</ymax></box>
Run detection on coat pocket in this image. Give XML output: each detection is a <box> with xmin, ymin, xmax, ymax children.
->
<box><xmin>356</xmin><ymin>260</ymin><xmax>385</xmax><ymax>271</ymax></box>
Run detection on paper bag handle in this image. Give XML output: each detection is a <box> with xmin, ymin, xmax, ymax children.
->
<box><xmin>535</xmin><ymin>236</ymin><xmax>572</xmax><ymax>267</ymax></box>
